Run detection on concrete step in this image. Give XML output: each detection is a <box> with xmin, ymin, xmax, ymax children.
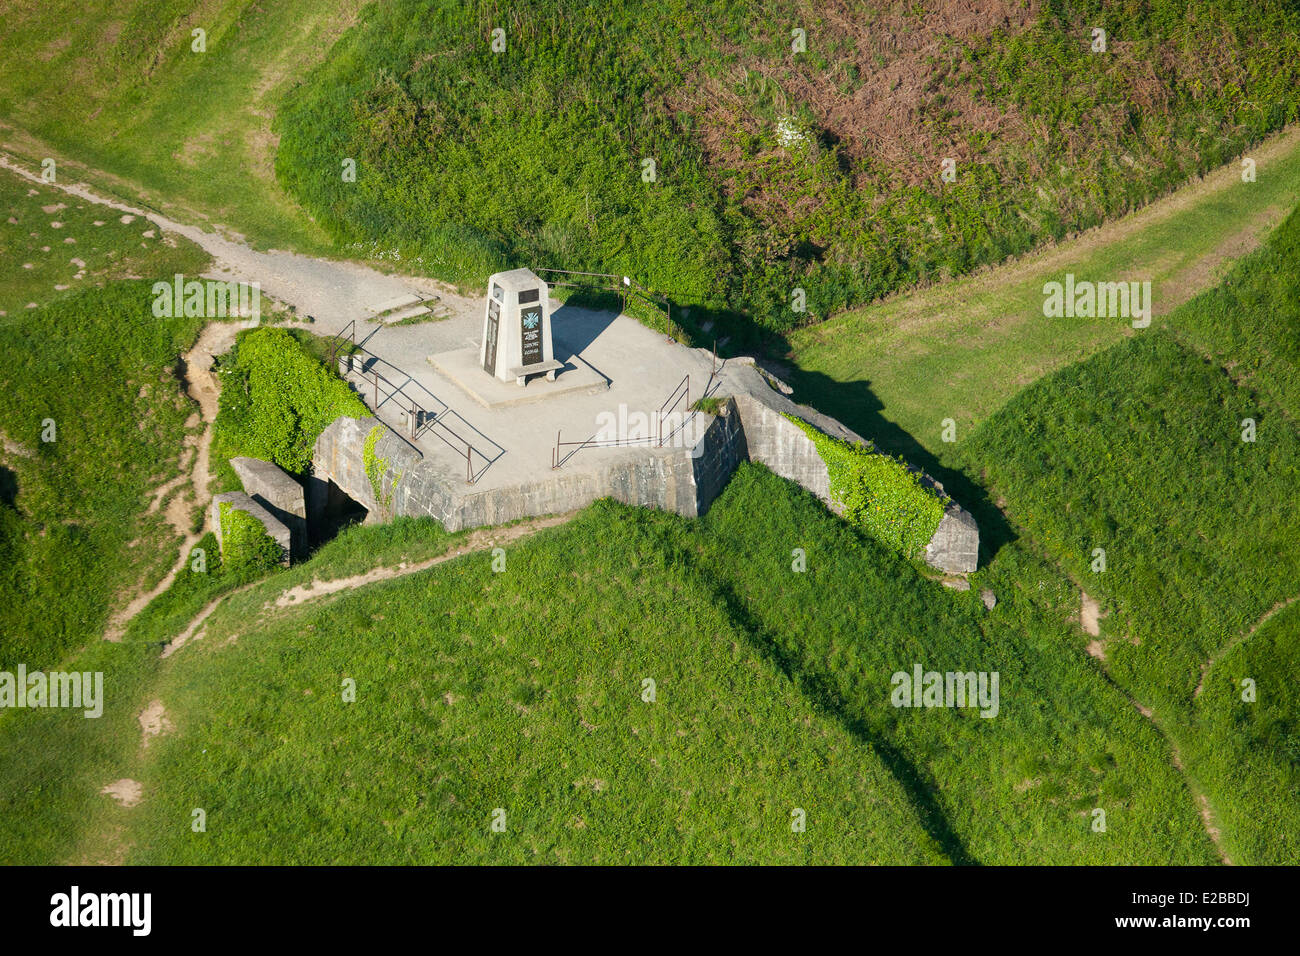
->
<box><xmin>368</xmin><ymin>292</ymin><xmax>422</xmax><ymax>316</ymax></box>
<box><xmin>379</xmin><ymin>304</ymin><xmax>433</xmax><ymax>324</ymax></box>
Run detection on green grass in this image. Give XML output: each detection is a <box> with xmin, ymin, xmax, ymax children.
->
<box><xmin>128</xmin><ymin>497</ymin><xmax>948</xmax><ymax>865</ymax></box>
<box><xmin>0</xmin><ymin>166</ymin><xmax>209</xmax><ymax>320</ymax></box>
<box><xmin>0</xmin><ymin>281</ymin><xmax>208</xmax><ymax>670</ymax></box>
<box><xmin>960</xmin><ymin>210</ymin><xmax>1300</xmax><ymax>863</ymax></box>
<box><xmin>5</xmin><ymin>0</ymin><xmax>1298</xmax><ymax>341</ymax></box>
<box><xmin>0</xmin><ymin>0</ymin><xmax>363</xmax><ymax>252</ymax></box>
<box><xmin>1190</xmin><ymin>602</ymin><xmax>1300</xmax><ymax>865</ymax></box>
<box><xmin>786</xmin><ymin>126</ymin><xmax>1300</xmax><ymax>471</ymax></box>
<box><xmin>0</xmin><ymin>465</ymin><xmax>1215</xmax><ymax>864</ymax></box>
<box><xmin>274</xmin><ymin>0</ymin><xmax>1300</xmax><ymax>334</ymax></box>
<box><xmin>681</xmin><ymin>467</ymin><xmax>1213</xmax><ymax>864</ymax></box>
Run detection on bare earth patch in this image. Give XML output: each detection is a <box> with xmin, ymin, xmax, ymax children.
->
<box><xmin>102</xmin><ymin>321</ymin><xmax>239</xmax><ymax>642</ymax></box>
<box><xmin>138</xmin><ymin>700</ymin><xmax>174</xmax><ymax>748</ymax></box>
<box><xmin>1080</xmin><ymin>590</ymin><xmax>1102</xmax><ymax>636</ymax></box>
<box><xmin>271</xmin><ymin>514</ymin><xmax>575</xmax><ymax>609</ymax></box>
<box><xmin>100</xmin><ymin>779</ymin><xmax>143</xmax><ymax>808</ymax></box>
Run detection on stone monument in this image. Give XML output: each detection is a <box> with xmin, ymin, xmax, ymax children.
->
<box><xmin>480</xmin><ymin>268</ymin><xmax>564</xmax><ymax>386</ymax></box>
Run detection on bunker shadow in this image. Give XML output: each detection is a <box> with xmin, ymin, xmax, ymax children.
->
<box><xmin>550</xmin><ymin>298</ymin><xmax>620</xmax><ymax>358</ymax></box>
<box><xmin>681</xmin><ymin>550</ymin><xmax>980</xmax><ymax>866</ymax></box>
<box><xmin>772</xmin><ymin>363</ymin><xmax>1016</xmax><ymax>569</ymax></box>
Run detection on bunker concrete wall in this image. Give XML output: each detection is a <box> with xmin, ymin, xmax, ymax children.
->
<box><xmin>230</xmin><ymin>456</ymin><xmax>306</xmax><ymax>559</ymax></box>
<box><xmin>308</xmin><ymin>372</ymin><xmax>978</xmax><ymax>573</ymax></box>
<box><xmin>727</xmin><ymin>365</ymin><xmax>978</xmax><ymax>572</ymax></box>
<box><xmin>310</xmin><ymin>415</ymin><xmax>730</xmax><ymax>532</ymax></box>
<box><xmin>211</xmin><ymin>491</ymin><xmax>292</xmax><ymax>566</ymax></box>
<box><xmin>730</xmin><ymin>391</ymin><xmax>835</xmax><ymax>509</ymax></box>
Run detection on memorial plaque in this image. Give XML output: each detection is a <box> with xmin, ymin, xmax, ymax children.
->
<box><xmin>478</xmin><ymin>268</ymin><xmax>556</xmax><ymax>384</ymax></box>
<box><xmin>483</xmin><ymin>299</ymin><xmax>500</xmax><ymax>373</ymax></box>
<box><xmin>520</xmin><ymin>304</ymin><xmax>543</xmax><ymax>366</ymax></box>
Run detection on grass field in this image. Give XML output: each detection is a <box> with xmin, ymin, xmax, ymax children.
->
<box><xmin>4</xmin><ymin>1</ymin><xmax>1299</xmax><ymax>338</ymax></box>
<box><xmin>1189</xmin><ymin>602</ymin><xmax>1300</xmax><ymax>866</ymax></box>
<box><xmin>786</xmin><ymin>123</ymin><xmax>1300</xmax><ymax>471</ymax></box>
<box><xmin>961</xmin><ymin>209</ymin><xmax>1300</xmax><ymax>864</ymax></box>
<box><xmin>273</xmin><ymin>0</ymin><xmax>1300</xmax><ymax>333</ymax></box>
<box><xmin>0</xmin><ymin>465</ymin><xmax>1217</xmax><ymax>865</ymax></box>
<box><xmin>1</xmin><ymin>0</ymin><xmax>1296</xmax><ymax>869</ymax></box>
<box><xmin>0</xmin><ymin>280</ymin><xmax>210</xmax><ymax>671</ymax></box>
<box><xmin>0</xmin><ymin>166</ymin><xmax>208</xmax><ymax>318</ymax></box>
<box><xmin>0</xmin><ymin>0</ymin><xmax>362</xmax><ymax>251</ymax></box>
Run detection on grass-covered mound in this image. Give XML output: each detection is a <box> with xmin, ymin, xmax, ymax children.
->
<box><xmin>211</xmin><ymin>326</ymin><xmax>368</xmax><ymax>486</ymax></box>
<box><xmin>276</xmin><ymin>0</ymin><xmax>1300</xmax><ymax>334</ymax></box>
<box><xmin>967</xmin><ymin>330</ymin><xmax>1300</xmax><ymax>709</ymax></box>
<box><xmin>1189</xmin><ymin>602</ymin><xmax>1300</xmax><ymax>865</ymax></box>
<box><xmin>54</xmin><ymin>465</ymin><xmax>1209</xmax><ymax>865</ymax></box>
<box><xmin>963</xmin><ymin>211</ymin><xmax>1300</xmax><ymax>863</ymax></box>
<box><xmin>0</xmin><ymin>0</ymin><xmax>357</xmax><ymax>253</ymax></box>
<box><xmin>683</xmin><ymin>466</ymin><xmax>1214</xmax><ymax>864</ymax></box>
<box><xmin>130</xmin><ymin>492</ymin><xmax>947</xmax><ymax>865</ymax></box>
<box><xmin>0</xmin><ymin>282</ymin><xmax>206</xmax><ymax>670</ymax></box>
<box><xmin>1171</xmin><ymin>203</ymin><xmax>1300</xmax><ymax>423</ymax></box>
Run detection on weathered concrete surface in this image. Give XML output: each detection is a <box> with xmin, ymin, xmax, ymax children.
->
<box><xmin>308</xmin><ymin>298</ymin><xmax>978</xmax><ymax>572</ymax></box>
<box><xmin>211</xmin><ymin>491</ymin><xmax>291</xmax><ymax>566</ymax></box>
<box><xmin>724</xmin><ymin>363</ymin><xmax>979</xmax><ymax>572</ymax></box>
<box><xmin>312</xmin><ymin>414</ymin><xmax>717</xmax><ymax>531</ymax></box>
<box><xmin>926</xmin><ymin>503</ymin><xmax>980</xmax><ymax>574</ymax></box>
<box><xmin>689</xmin><ymin>398</ymin><xmax>748</xmax><ymax>514</ymax></box>
<box><xmin>230</xmin><ymin>456</ymin><xmax>306</xmax><ymax>559</ymax></box>
<box><xmin>731</xmin><ymin>393</ymin><xmax>833</xmax><ymax>507</ymax></box>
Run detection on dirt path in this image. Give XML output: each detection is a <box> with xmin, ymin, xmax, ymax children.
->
<box><xmin>807</xmin><ymin>123</ymin><xmax>1300</xmax><ymax>339</ymax></box>
<box><xmin>1071</xmin><ymin>584</ymin><xmax>1232</xmax><ymax>863</ymax></box>
<box><xmin>0</xmin><ymin>153</ymin><xmax>472</xmax><ymax>336</ymax></box>
<box><xmin>160</xmin><ymin>512</ymin><xmax>574</xmax><ymax>658</ymax></box>
<box><xmin>103</xmin><ymin>321</ymin><xmax>239</xmax><ymax>642</ymax></box>
<box><xmin>272</xmin><ymin>514</ymin><xmax>573</xmax><ymax>608</ymax></box>
<box><xmin>1193</xmin><ymin>592</ymin><xmax>1300</xmax><ymax>699</ymax></box>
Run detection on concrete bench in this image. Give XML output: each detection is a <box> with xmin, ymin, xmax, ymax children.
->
<box><xmin>507</xmin><ymin>359</ymin><xmax>564</xmax><ymax>387</ymax></box>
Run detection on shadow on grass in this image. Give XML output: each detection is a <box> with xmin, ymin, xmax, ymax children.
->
<box><xmin>684</xmin><ymin>552</ymin><xmax>979</xmax><ymax>865</ymax></box>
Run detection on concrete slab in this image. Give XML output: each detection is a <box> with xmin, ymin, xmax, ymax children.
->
<box><xmin>211</xmin><ymin>491</ymin><xmax>291</xmax><ymax>566</ymax></box>
<box><xmin>368</xmin><ymin>292</ymin><xmax>421</xmax><ymax>315</ymax></box>
<box><xmin>428</xmin><ymin>346</ymin><xmax>608</xmax><ymax>409</ymax></box>
<box><xmin>229</xmin><ymin>456</ymin><xmax>307</xmax><ymax>559</ymax></box>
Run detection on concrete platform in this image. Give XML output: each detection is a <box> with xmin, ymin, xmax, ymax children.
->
<box><xmin>429</xmin><ymin>345</ymin><xmax>608</xmax><ymax>409</ymax></box>
<box><xmin>308</xmin><ymin>293</ymin><xmax>980</xmax><ymax>572</ymax></box>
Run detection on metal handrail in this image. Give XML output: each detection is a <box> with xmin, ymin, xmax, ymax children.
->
<box><xmin>535</xmin><ymin>267</ymin><xmax>677</xmax><ymax>340</ymax></box>
<box><xmin>334</xmin><ymin>326</ymin><xmax>505</xmax><ymax>484</ymax></box>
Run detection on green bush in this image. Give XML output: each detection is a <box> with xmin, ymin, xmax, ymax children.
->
<box><xmin>212</xmin><ymin>327</ymin><xmax>368</xmax><ymax>477</ymax></box>
<box><xmin>218</xmin><ymin>502</ymin><xmax>283</xmax><ymax>572</ymax></box>
<box><xmin>787</xmin><ymin>415</ymin><xmax>946</xmax><ymax>558</ymax></box>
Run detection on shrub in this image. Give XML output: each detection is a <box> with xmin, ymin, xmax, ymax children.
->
<box><xmin>786</xmin><ymin>415</ymin><xmax>946</xmax><ymax>558</ymax></box>
<box><xmin>212</xmin><ymin>327</ymin><xmax>368</xmax><ymax>477</ymax></box>
<box><xmin>218</xmin><ymin>502</ymin><xmax>283</xmax><ymax>572</ymax></box>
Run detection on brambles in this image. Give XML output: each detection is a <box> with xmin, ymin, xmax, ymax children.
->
<box><xmin>277</xmin><ymin>0</ymin><xmax>1300</xmax><ymax>334</ymax></box>
<box><xmin>786</xmin><ymin>414</ymin><xmax>946</xmax><ymax>559</ymax></box>
<box><xmin>211</xmin><ymin>327</ymin><xmax>368</xmax><ymax>480</ymax></box>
